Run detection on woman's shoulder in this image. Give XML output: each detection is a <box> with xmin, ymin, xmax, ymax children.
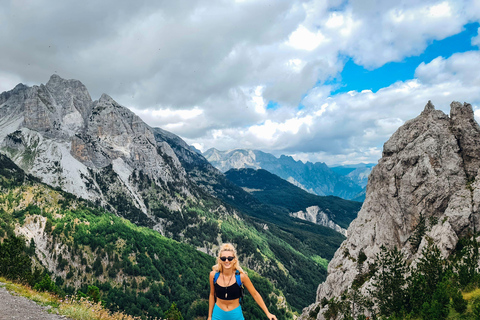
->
<box><xmin>239</xmin><ymin>271</ymin><xmax>249</xmax><ymax>281</ymax></box>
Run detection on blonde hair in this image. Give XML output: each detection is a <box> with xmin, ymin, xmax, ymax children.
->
<box><xmin>212</xmin><ymin>243</ymin><xmax>245</xmax><ymax>274</ymax></box>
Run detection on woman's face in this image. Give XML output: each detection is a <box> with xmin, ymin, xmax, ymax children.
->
<box><xmin>219</xmin><ymin>250</ymin><xmax>236</xmax><ymax>270</ymax></box>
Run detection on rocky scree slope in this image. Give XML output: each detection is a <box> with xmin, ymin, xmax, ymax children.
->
<box><xmin>300</xmin><ymin>101</ymin><xmax>480</xmax><ymax>319</ymax></box>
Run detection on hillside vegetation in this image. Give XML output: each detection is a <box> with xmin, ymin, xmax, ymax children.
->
<box><xmin>0</xmin><ymin>153</ymin><xmax>292</xmax><ymax>319</ymax></box>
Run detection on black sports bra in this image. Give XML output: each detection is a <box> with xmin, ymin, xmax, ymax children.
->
<box><xmin>214</xmin><ymin>282</ymin><xmax>242</xmax><ymax>300</ymax></box>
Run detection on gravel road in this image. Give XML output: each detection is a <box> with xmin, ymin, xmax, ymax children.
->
<box><xmin>0</xmin><ymin>282</ymin><xmax>71</xmax><ymax>320</ymax></box>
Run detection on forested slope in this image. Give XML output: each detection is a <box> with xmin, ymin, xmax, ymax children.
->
<box><xmin>0</xmin><ymin>153</ymin><xmax>292</xmax><ymax>319</ymax></box>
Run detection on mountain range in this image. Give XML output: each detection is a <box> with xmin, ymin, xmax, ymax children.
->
<box><xmin>203</xmin><ymin>148</ymin><xmax>372</xmax><ymax>201</ymax></box>
<box><xmin>0</xmin><ymin>75</ymin><xmax>362</xmax><ymax>317</ymax></box>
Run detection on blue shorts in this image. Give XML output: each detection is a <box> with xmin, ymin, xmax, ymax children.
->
<box><xmin>212</xmin><ymin>304</ymin><xmax>245</xmax><ymax>320</ymax></box>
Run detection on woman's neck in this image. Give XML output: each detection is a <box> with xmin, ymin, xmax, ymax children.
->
<box><xmin>222</xmin><ymin>269</ymin><xmax>234</xmax><ymax>277</ymax></box>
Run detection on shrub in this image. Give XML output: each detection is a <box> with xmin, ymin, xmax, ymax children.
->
<box><xmin>452</xmin><ymin>289</ymin><xmax>467</xmax><ymax>314</ymax></box>
<box><xmin>34</xmin><ymin>274</ymin><xmax>58</xmax><ymax>294</ymax></box>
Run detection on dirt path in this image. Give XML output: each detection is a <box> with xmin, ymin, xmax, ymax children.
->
<box><xmin>0</xmin><ymin>282</ymin><xmax>71</xmax><ymax>320</ymax></box>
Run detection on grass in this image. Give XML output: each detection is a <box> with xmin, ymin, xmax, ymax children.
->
<box><xmin>463</xmin><ymin>288</ymin><xmax>480</xmax><ymax>301</ymax></box>
<box><xmin>311</xmin><ymin>255</ymin><xmax>329</xmax><ymax>269</ymax></box>
<box><xmin>0</xmin><ymin>277</ymin><xmax>143</xmax><ymax>320</ymax></box>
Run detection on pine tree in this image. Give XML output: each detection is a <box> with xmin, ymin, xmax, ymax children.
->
<box><xmin>457</xmin><ymin>237</ymin><xmax>480</xmax><ymax>288</ymax></box>
<box><xmin>408</xmin><ymin>240</ymin><xmax>447</xmax><ymax>316</ymax></box>
<box><xmin>370</xmin><ymin>245</ymin><xmax>408</xmax><ymax>317</ymax></box>
<box><xmin>165</xmin><ymin>302</ymin><xmax>184</xmax><ymax>320</ymax></box>
<box><xmin>0</xmin><ymin>235</ymin><xmax>33</xmax><ymax>283</ymax></box>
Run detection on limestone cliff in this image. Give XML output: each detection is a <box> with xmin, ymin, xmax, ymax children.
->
<box><xmin>290</xmin><ymin>206</ymin><xmax>347</xmax><ymax>236</ymax></box>
<box><xmin>0</xmin><ymin>75</ymin><xmax>206</xmax><ymax>233</ymax></box>
<box><xmin>300</xmin><ymin>101</ymin><xmax>480</xmax><ymax>319</ymax></box>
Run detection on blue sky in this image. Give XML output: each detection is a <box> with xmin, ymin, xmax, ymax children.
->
<box><xmin>333</xmin><ymin>22</ymin><xmax>480</xmax><ymax>94</ymax></box>
<box><xmin>2</xmin><ymin>0</ymin><xmax>480</xmax><ymax>165</ymax></box>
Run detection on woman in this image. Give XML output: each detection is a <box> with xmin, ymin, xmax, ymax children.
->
<box><xmin>208</xmin><ymin>243</ymin><xmax>278</xmax><ymax>320</ymax></box>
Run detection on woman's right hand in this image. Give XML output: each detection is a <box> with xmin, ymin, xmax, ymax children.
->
<box><xmin>266</xmin><ymin>313</ymin><xmax>277</xmax><ymax>320</ymax></box>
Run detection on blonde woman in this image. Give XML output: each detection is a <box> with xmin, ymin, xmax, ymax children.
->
<box><xmin>208</xmin><ymin>243</ymin><xmax>278</xmax><ymax>320</ymax></box>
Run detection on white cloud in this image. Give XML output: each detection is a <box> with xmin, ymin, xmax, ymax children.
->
<box><xmin>429</xmin><ymin>2</ymin><xmax>452</xmax><ymax>18</ymax></box>
<box><xmin>329</xmin><ymin>1</ymin><xmax>470</xmax><ymax>67</ymax></box>
<box><xmin>183</xmin><ymin>50</ymin><xmax>480</xmax><ymax>165</ymax></box>
<box><xmin>325</xmin><ymin>12</ymin><xmax>345</xmax><ymax>29</ymax></box>
<box><xmin>2</xmin><ymin>0</ymin><xmax>480</xmax><ymax>166</ymax></box>
<box><xmin>287</xmin><ymin>25</ymin><xmax>326</xmax><ymax>51</ymax></box>
<box><xmin>415</xmin><ymin>51</ymin><xmax>480</xmax><ymax>86</ymax></box>
<box><xmin>0</xmin><ymin>72</ymin><xmax>23</xmax><ymax>94</ymax></box>
<box><xmin>473</xmin><ymin>27</ymin><xmax>480</xmax><ymax>46</ymax></box>
<box><xmin>131</xmin><ymin>106</ymin><xmax>203</xmax><ymax>125</ymax></box>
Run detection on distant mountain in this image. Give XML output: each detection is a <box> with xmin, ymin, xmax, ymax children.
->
<box><xmin>203</xmin><ymin>148</ymin><xmax>364</xmax><ymax>200</ymax></box>
<box><xmin>224</xmin><ymin>168</ymin><xmax>362</xmax><ymax>235</ymax></box>
<box><xmin>330</xmin><ymin>164</ymin><xmax>375</xmax><ymax>202</ymax></box>
<box><xmin>330</xmin><ymin>163</ymin><xmax>375</xmax><ymax>188</ymax></box>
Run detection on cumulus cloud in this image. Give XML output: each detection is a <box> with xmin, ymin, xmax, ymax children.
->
<box><xmin>185</xmin><ymin>50</ymin><xmax>480</xmax><ymax>165</ymax></box>
<box><xmin>473</xmin><ymin>27</ymin><xmax>480</xmax><ymax>46</ymax></box>
<box><xmin>2</xmin><ymin>0</ymin><xmax>480</xmax><ymax>165</ymax></box>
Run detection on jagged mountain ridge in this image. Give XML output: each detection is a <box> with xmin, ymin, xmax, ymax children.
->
<box><xmin>224</xmin><ymin>168</ymin><xmax>362</xmax><ymax>235</ymax></box>
<box><xmin>0</xmin><ymin>75</ymin><xmax>198</xmax><ymax>229</ymax></box>
<box><xmin>203</xmin><ymin>148</ymin><xmax>365</xmax><ymax>200</ymax></box>
<box><xmin>300</xmin><ymin>101</ymin><xmax>480</xmax><ymax>320</ymax></box>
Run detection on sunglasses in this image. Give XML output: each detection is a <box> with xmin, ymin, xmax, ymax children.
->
<box><xmin>220</xmin><ymin>256</ymin><xmax>235</xmax><ymax>262</ymax></box>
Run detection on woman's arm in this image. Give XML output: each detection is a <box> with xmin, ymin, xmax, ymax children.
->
<box><xmin>241</xmin><ymin>273</ymin><xmax>278</xmax><ymax>320</ymax></box>
<box><xmin>208</xmin><ymin>271</ymin><xmax>216</xmax><ymax>320</ymax></box>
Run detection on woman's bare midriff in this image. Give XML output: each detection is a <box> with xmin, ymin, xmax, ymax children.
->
<box><xmin>216</xmin><ymin>298</ymin><xmax>240</xmax><ymax>311</ymax></box>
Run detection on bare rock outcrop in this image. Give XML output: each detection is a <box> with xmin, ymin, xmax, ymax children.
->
<box><xmin>290</xmin><ymin>206</ymin><xmax>347</xmax><ymax>236</ymax></box>
<box><xmin>300</xmin><ymin>101</ymin><xmax>480</xmax><ymax>320</ymax></box>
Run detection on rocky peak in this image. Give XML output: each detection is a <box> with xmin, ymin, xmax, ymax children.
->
<box><xmin>3</xmin><ymin>74</ymin><xmax>94</xmax><ymax>137</ymax></box>
<box><xmin>301</xmin><ymin>101</ymin><xmax>480</xmax><ymax>319</ymax></box>
<box><xmin>98</xmin><ymin>93</ymin><xmax>114</xmax><ymax>103</ymax></box>
<box><xmin>449</xmin><ymin>101</ymin><xmax>480</xmax><ymax>180</ymax></box>
<box><xmin>0</xmin><ymin>75</ymin><xmax>194</xmax><ymax>226</ymax></box>
<box><xmin>0</xmin><ymin>83</ymin><xmax>28</xmax><ymax>104</ymax></box>
<box><xmin>423</xmin><ymin>99</ymin><xmax>435</xmax><ymax>113</ymax></box>
<box><xmin>45</xmin><ymin>74</ymin><xmax>93</xmax><ymax>125</ymax></box>
<box><xmin>0</xmin><ymin>83</ymin><xmax>28</xmax><ymax>126</ymax></box>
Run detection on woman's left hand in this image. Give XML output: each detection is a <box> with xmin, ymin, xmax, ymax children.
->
<box><xmin>267</xmin><ymin>313</ymin><xmax>277</xmax><ymax>320</ymax></box>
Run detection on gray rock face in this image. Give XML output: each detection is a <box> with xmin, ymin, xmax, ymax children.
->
<box><xmin>300</xmin><ymin>101</ymin><xmax>480</xmax><ymax>320</ymax></box>
<box><xmin>0</xmin><ymin>75</ymin><xmax>198</xmax><ymax>230</ymax></box>
<box><xmin>290</xmin><ymin>206</ymin><xmax>347</xmax><ymax>236</ymax></box>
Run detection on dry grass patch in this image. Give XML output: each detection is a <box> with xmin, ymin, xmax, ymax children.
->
<box><xmin>58</xmin><ymin>296</ymin><xmax>141</xmax><ymax>320</ymax></box>
<box><xmin>463</xmin><ymin>287</ymin><xmax>480</xmax><ymax>301</ymax></box>
<box><xmin>0</xmin><ymin>277</ymin><xmax>56</xmax><ymax>307</ymax></box>
<box><xmin>0</xmin><ymin>277</ymin><xmax>143</xmax><ymax>320</ymax></box>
